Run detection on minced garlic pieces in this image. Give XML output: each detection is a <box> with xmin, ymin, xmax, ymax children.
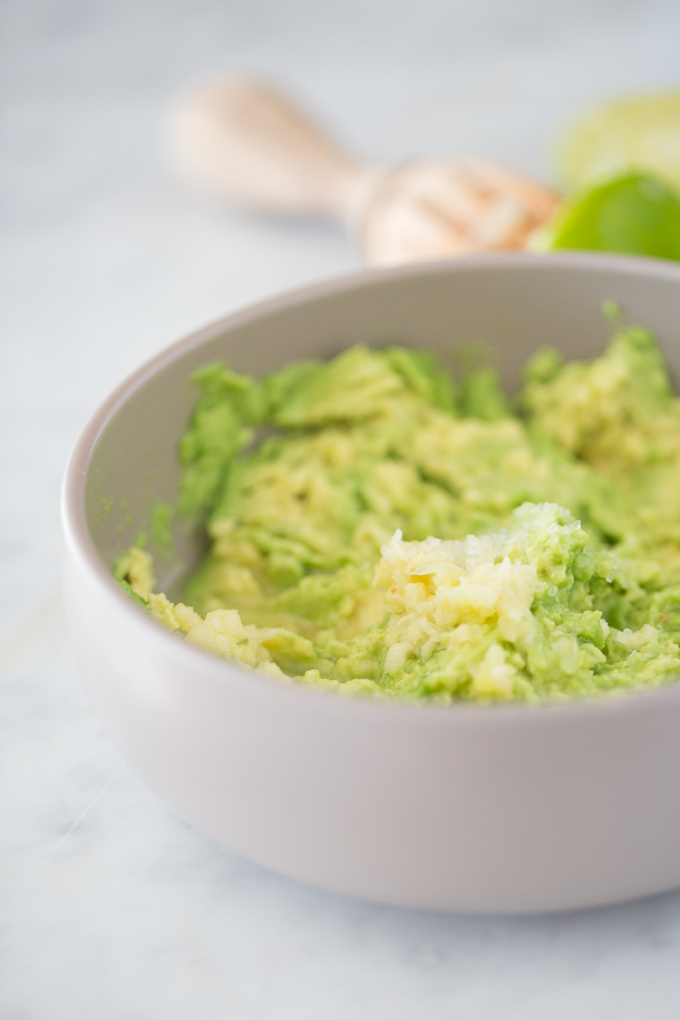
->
<box><xmin>376</xmin><ymin>529</ymin><xmax>539</xmax><ymax>673</ymax></box>
<box><xmin>469</xmin><ymin>643</ymin><xmax>517</xmax><ymax>699</ymax></box>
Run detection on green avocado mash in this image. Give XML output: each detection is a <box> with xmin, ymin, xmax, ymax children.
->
<box><xmin>115</xmin><ymin>325</ymin><xmax>680</xmax><ymax>703</ymax></box>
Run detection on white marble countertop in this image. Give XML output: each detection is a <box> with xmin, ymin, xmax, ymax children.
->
<box><xmin>4</xmin><ymin>1</ymin><xmax>680</xmax><ymax>1016</ymax></box>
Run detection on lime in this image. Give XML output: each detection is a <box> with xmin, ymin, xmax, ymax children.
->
<box><xmin>533</xmin><ymin>172</ymin><xmax>680</xmax><ymax>261</ymax></box>
<box><xmin>558</xmin><ymin>91</ymin><xmax>680</xmax><ymax>192</ymax></box>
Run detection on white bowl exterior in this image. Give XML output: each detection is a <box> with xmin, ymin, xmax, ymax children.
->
<box><xmin>62</xmin><ymin>254</ymin><xmax>680</xmax><ymax>912</ymax></box>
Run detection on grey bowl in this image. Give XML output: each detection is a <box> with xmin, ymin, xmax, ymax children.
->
<box><xmin>62</xmin><ymin>252</ymin><xmax>680</xmax><ymax>913</ymax></box>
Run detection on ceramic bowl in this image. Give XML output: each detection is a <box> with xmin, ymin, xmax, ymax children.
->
<box><xmin>62</xmin><ymin>252</ymin><xmax>680</xmax><ymax>913</ymax></box>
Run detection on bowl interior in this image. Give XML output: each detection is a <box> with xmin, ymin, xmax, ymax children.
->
<box><xmin>83</xmin><ymin>254</ymin><xmax>680</xmax><ymax>597</ymax></box>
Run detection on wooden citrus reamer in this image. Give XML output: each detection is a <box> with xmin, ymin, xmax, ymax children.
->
<box><xmin>163</xmin><ymin>77</ymin><xmax>559</xmax><ymax>265</ymax></box>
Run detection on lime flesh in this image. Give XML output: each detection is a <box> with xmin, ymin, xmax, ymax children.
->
<box><xmin>559</xmin><ymin>91</ymin><xmax>680</xmax><ymax>192</ymax></box>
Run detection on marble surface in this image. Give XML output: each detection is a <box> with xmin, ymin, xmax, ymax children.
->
<box><xmin>3</xmin><ymin>1</ymin><xmax>680</xmax><ymax>1016</ymax></box>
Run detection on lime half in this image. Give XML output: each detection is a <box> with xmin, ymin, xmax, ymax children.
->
<box><xmin>533</xmin><ymin>172</ymin><xmax>680</xmax><ymax>261</ymax></box>
<box><xmin>558</xmin><ymin>91</ymin><xmax>680</xmax><ymax>193</ymax></box>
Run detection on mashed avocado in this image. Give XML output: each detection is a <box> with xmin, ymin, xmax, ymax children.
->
<box><xmin>115</xmin><ymin>327</ymin><xmax>680</xmax><ymax>703</ymax></box>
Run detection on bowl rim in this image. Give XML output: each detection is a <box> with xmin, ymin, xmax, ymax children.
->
<box><xmin>61</xmin><ymin>249</ymin><xmax>680</xmax><ymax>727</ymax></box>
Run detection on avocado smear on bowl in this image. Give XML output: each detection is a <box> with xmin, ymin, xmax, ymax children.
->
<box><xmin>115</xmin><ymin>325</ymin><xmax>680</xmax><ymax>704</ymax></box>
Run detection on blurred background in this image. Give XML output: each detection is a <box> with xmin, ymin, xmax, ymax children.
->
<box><xmin>4</xmin><ymin>2</ymin><xmax>680</xmax><ymax>1017</ymax></box>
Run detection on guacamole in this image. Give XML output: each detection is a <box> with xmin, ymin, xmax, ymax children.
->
<box><xmin>115</xmin><ymin>325</ymin><xmax>680</xmax><ymax>703</ymax></box>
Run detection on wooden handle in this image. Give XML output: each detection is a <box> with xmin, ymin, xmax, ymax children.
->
<box><xmin>162</xmin><ymin>77</ymin><xmax>367</xmax><ymax>221</ymax></box>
